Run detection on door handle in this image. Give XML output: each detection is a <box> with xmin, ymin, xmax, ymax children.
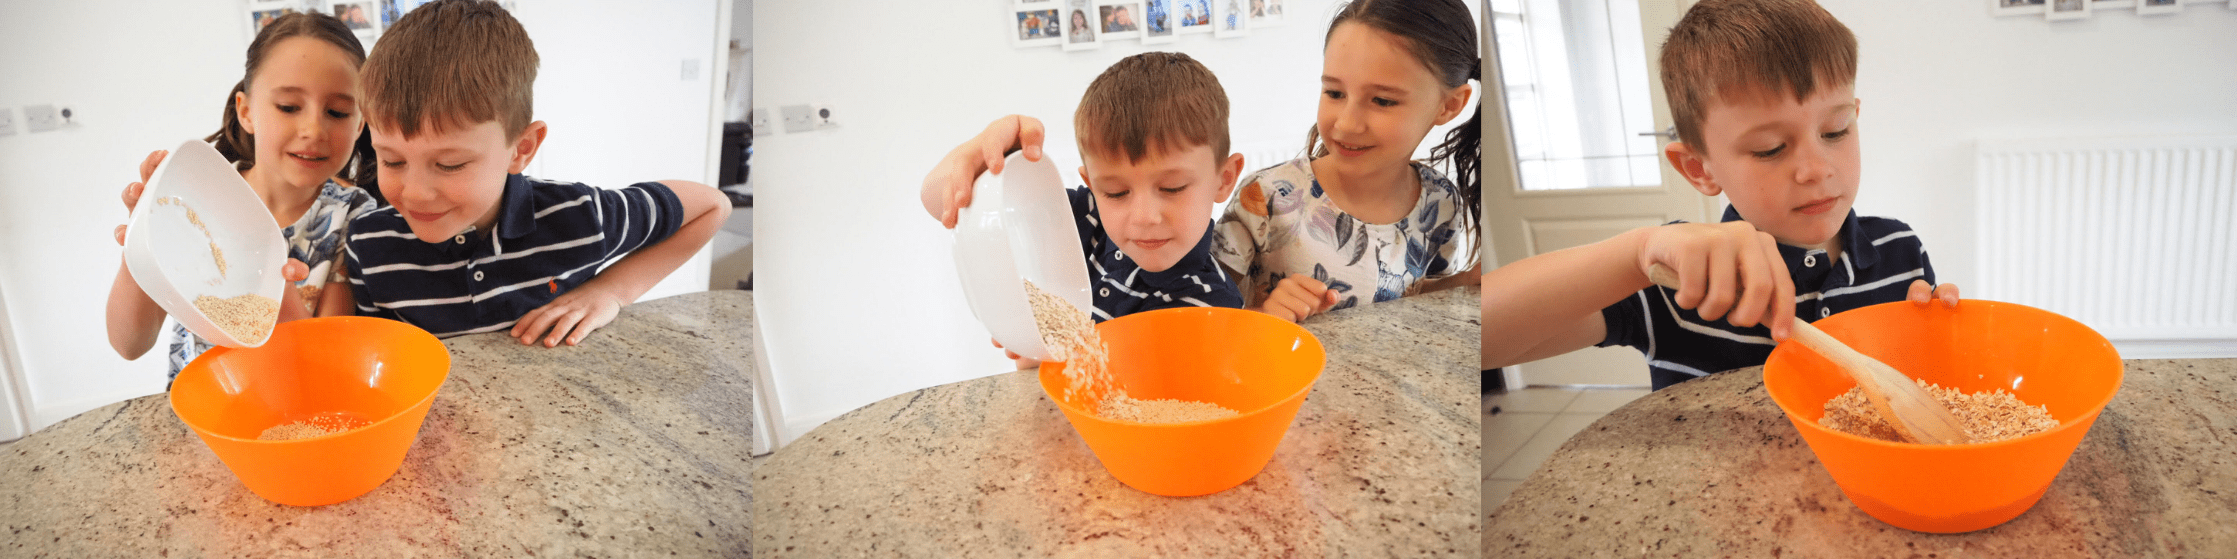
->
<box><xmin>1636</xmin><ymin>126</ymin><xmax>1676</xmax><ymax>140</ymax></box>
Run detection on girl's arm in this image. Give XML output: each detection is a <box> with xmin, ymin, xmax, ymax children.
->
<box><xmin>316</xmin><ymin>265</ymin><xmax>357</xmax><ymax>317</ymax></box>
<box><xmin>106</xmin><ymin>150</ymin><xmax>171</xmax><ymax>359</ymax></box>
<box><xmin>107</xmin><ymin>257</ymin><xmax>169</xmax><ymax>360</ymax></box>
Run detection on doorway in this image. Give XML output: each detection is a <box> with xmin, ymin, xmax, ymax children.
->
<box><xmin>1483</xmin><ymin>0</ymin><xmax>1720</xmax><ymax>388</ymax></box>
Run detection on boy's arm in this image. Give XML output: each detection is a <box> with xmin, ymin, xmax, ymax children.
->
<box><xmin>1484</xmin><ymin>222</ymin><xmax>1796</xmax><ymax>369</ymax></box>
<box><xmin>920</xmin><ymin>115</ymin><xmax>1046</xmax><ymax>228</ymax></box>
<box><xmin>509</xmin><ymin>180</ymin><xmax>730</xmax><ymax>347</ymax></box>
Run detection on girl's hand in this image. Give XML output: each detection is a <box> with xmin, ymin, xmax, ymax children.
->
<box><xmin>277</xmin><ymin>259</ymin><xmax>314</xmax><ymax>324</ymax></box>
<box><xmin>1906</xmin><ymin>280</ymin><xmax>1960</xmax><ymax>308</ymax></box>
<box><xmin>1638</xmin><ymin>221</ymin><xmax>1796</xmax><ymax>340</ymax></box>
<box><xmin>922</xmin><ymin>115</ymin><xmax>1045</xmax><ymax>228</ymax></box>
<box><xmin>112</xmin><ymin>150</ymin><xmax>169</xmax><ymax>245</ymax></box>
<box><xmin>511</xmin><ymin>288</ymin><xmax>625</xmax><ymax>347</ymax></box>
<box><xmin>1257</xmin><ymin>275</ymin><xmax>1340</xmax><ymax>323</ymax></box>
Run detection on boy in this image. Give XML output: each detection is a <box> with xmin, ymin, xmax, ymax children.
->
<box><xmin>921</xmin><ymin>52</ymin><xmax>1247</xmax><ymax>354</ymax></box>
<box><xmin>1482</xmin><ymin>0</ymin><xmax>1958</xmax><ymax>389</ymax></box>
<box><xmin>346</xmin><ymin>0</ymin><xmax>729</xmax><ymax>346</ymax></box>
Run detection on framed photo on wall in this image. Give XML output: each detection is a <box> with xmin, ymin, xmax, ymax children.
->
<box><xmin>246</xmin><ymin>1</ymin><xmax>300</xmax><ymax>38</ymax></box>
<box><xmin>331</xmin><ymin>0</ymin><xmax>380</xmax><ymax>44</ymax></box>
<box><xmin>2046</xmin><ymin>0</ymin><xmax>2091</xmax><ymax>20</ymax></box>
<box><xmin>1249</xmin><ymin>0</ymin><xmax>1286</xmax><ymax>27</ymax></box>
<box><xmin>1175</xmin><ymin>0</ymin><xmax>1213</xmax><ymax>34</ymax></box>
<box><xmin>2135</xmin><ymin>0</ymin><xmax>2181</xmax><ymax>15</ymax></box>
<box><xmin>1097</xmin><ymin>1</ymin><xmax>1144</xmax><ymax>41</ymax></box>
<box><xmin>1142</xmin><ymin>0</ymin><xmax>1177</xmax><ymax>44</ymax></box>
<box><xmin>1990</xmin><ymin>0</ymin><xmax>2046</xmax><ymax>16</ymax></box>
<box><xmin>1062</xmin><ymin>0</ymin><xmax>1102</xmax><ymax>51</ymax></box>
<box><xmin>1214</xmin><ymin>0</ymin><xmax>1249</xmax><ymax>37</ymax></box>
<box><xmin>1012</xmin><ymin>6</ymin><xmax>1064</xmax><ymax>48</ymax></box>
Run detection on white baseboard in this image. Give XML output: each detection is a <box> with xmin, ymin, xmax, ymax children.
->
<box><xmin>2109</xmin><ymin>339</ymin><xmax>2237</xmax><ymax>360</ymax></box>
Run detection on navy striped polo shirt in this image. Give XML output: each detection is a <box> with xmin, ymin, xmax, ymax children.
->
<box><xmin>1069</xmin><ymin>186</ymin><xmax>1245</xmax><ymax>321</ymax></box>
<box><xmin>1598</xmin><ymin>207</ymin><xmax>1938</xmax><ymax>390</ymax></box>
<box><xmin>345</xmin><ymin>174</ymin><xmax>683</xmax><ymax>337</ymax></box>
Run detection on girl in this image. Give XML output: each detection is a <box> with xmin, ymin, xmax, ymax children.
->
<box><xmin>105</xmin><ymin>12</ymin><xmax>381</xmax><ymax>380</ymax></box>
<box><xmin>1212</xmin><ymin>0</ymin><xmax>1482</xmax><ymax>322</ymax></box>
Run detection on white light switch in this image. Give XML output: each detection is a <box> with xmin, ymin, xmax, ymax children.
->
<box><xmin>780</xmin><ymin>104</ymin><xmax>814</xmax><ymax>134</ymax></box>
<box><xmin>750</xmin><ymin>108</ymin><xmax>774</xmax><ymax>137</ymax></box>
<box><xmin>23</xmin><ymin>105</ymin><xmax>58</xmax><ymax>133</ymax></box>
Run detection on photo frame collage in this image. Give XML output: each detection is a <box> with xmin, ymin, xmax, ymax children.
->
<box><xmin>246</xmin><ymin>0</ymin><xmax>519</xmax><ymax>46</ymax></box>
<box><xmin>1991</xmin><ymin>0</ymin><xmax>2234</xmax><ymax>20</ymax></box>
<box><xmin>1012</xmin><ymin>0</ymin><xmax>1286</xmax><ymax>50</ymax></box>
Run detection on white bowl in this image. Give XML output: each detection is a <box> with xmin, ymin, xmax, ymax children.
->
<box><xmin>122</xmin><ymin>139</ymin><xmax>288</xmax><ymax>348</ymax></box>
<box><xmin>953</xmin><ymin>151</ymin><xmax>1093</xmax><ymax>362</ymax></box>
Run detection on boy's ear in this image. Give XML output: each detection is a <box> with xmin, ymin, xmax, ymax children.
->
<box><xmin>1077</xmin><ymin>165</ymin><xmax>1092</xmax><ymax>190</ymax></box>
<box><xmin>1215</xmin><ymin>152</ymin><xmax>1245</xmax><ymax>203</ymax></box>
<box><xmin>1664</xmin><ymin>140</ymin><xmax>1721</xmax><ymax>197</ymax></box>
<box><xmin>1434</xmin><ymin>82</ymin><xmax>1474</xmax><ymax>126</ymax></box>
<box><xmin>234</xmin><ymin>90</ymin><xmax>255</xmax><ymax>134</ymax></box>
<box><xmin>507</xmin><ymin>121</ymin><xmax>549</xmax><ymax>174</ymax></box>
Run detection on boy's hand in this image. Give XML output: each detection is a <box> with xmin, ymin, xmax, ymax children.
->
<box><xmin>922</xmin><ymin>115</ymin><xmax>1046</xmax><ymax>228</ymax></box>
<box><xmin>991</xmin><ymin>337</ymin><xmax>1039</xmax><ymax>370</ymax></box>
<box><xmin>511</xmin><ymin>289</ymin><xmax>624</xmax><ymax>347</ymax></box>
<box><xmin>1906</xmin><ymin>280</ymin><xmax>1960</xmax><ymax>308</ymax></box>
<box><xmin>1256</xmin><ymin>275</ymin><xmax>1339</xmax><ymax>323</ymax></box>
<box><xmin>112</xmin><ymin>150</ymin><xmax>169</xmax><ymax>245</ymax></box>
<box><xmin>1639</xmin><ymin>222</ymin><xmax>1796</xmax><ymax>340</ymax></box>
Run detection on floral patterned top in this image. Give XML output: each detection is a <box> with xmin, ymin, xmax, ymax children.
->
<box><xmin>166</xmin><ymin>180</ymin><xmax>379</xmax><ymax>380</ymax></box>
<box><xmin>1213</xmin><ymin>158</ymin><xmax>1478</xmax><ymax>312</ymax></box>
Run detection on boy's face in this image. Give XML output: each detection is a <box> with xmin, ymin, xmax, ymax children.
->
<box><xmin>1669</xmin><ymin>84</ymin><xmax>1861</xmax><ymax>251</ymax></box>
<box><xmin>369</xmin><ymin>118</ymin><xmax>547</xmax><ymax>243</ymax></box>
<box><xmin>1078</xmin><ymin>143</ymin><xmax>1245</xmax><ymax>273</ymax></box>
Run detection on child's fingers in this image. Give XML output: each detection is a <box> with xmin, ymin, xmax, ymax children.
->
<box><xmin>1017</xmin><ymin>117</ymin><xmax>1045</xmax><ymax>162</ymax></box>
<box><xmin>281</xmin><ymin>259</ymin><xmax>309</xmax><ymax>283</ymax></box>
<box><xmin>513</xmin><ymin>306</ymin><xmax>561</xmax><ymax>345</ymax></box>
<box><xmin>122</xmin><ymin>181</ymin><xmax>144</xmax><ymax>212</ymax></box>
<box><xmin>1937</xmin><ymin>283</ymin><xmax>1961</xmax><ymax>307</ymax></box>
<box><xmin>138</xmin><ymin>150</ymin><xmax>166</xmax><ymax>184</ymax></box>
<box><xmin>1696</xmin><ymin>243</ymin><xmax>1740</xmax><ymax>321</ymax></box>
<box><xmin>114</xmin><ymin>224</ymin><xmax>127</xmax><ymax>246</ymax></box>
<box><xmin>544</xmin><ymin>307</ymin><xmax>590</xmax><ymax>347</ymax></box>
<box><xmin>1906</xmin><ymin>279</ymin><xmax>1932</xmax><ymax>306</ymax></box>
<box><xmin>1762</xmin><ymin>237</ymin><xmax>1796</xmax><ymax>340</ymax></box>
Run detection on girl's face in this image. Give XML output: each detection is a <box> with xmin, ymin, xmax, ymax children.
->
<box><xmin>235</xmin><ymin>36</ymin><xmax>363</xmax><ymax>192</ymax></box>
<box><xmin>1315</xmin><ymin>23</ymin><xmax>1472</xmax><ymax>179</ymax></box>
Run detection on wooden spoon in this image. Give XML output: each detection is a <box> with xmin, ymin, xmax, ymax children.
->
<box><xmin>1646</xmin><ymin>264</ymin><xmax>1970</xmax><ymax>444</ymax></box>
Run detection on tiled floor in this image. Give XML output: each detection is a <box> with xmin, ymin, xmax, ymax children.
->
<box><xmin>1481</xmin><ymin>387</ymin><xmax>1653</xmax><ymax>514</ymax></box>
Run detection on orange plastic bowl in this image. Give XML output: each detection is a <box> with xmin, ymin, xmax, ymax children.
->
<box><xmin>169</xmin><ymin>316</ymin><xmax>451</xmax><ymax>506</ymax></box>
<box><xmin>1039</xmin><ymin>307</ymin><xmax>1325</xmax><ymax>497</ymax></box>
<box><xmin>1763</xmin><ymin>300</ymin><xmax>2121</xmax><ymax>533</ymax></box>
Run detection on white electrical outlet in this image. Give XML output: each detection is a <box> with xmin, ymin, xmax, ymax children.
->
<box><xmin>811</xmin><ymin>104</ymin><xmax>837</xmax><ymax>130</ymax></box>
<box><xmin>750</xmin><ymin>108</ymin><xmax>774</xmax><ymax>137</ymax></box>
<box><xmin>0</xmin><ymin>108</ymin><xmax>15</xmax><ymax>137</ymax></box>
<box><xmin>23</xmin><ymin>105</ymin><xmax>58</xmax><ymax>133</ymax></box>
<box><xmin>780</xmin><ymin>104</ymin><xmax>814</xmax><ymax>134</ymax></box>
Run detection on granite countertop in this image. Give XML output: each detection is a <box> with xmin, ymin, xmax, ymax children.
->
<box><xmin>1486</xmin><ymin>358</ymin><xmax>2237</xmax><ymax>557</ymax></box>
<box><xmin>0</xmin><ymin>291</ymin><xmax>760</xmax><ymax>558</ymax></box>
<box><xmin>754</xmin><ymin>287</ymin><xmax>1482</xmax><ymax>558</ymax></box>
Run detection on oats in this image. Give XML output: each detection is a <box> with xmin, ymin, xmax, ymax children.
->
<box><xmin>1819</xmin><ymin>378</ymin><xmax>2060</xmax><ymax>443</ymax></box>
<box><xmin>1024</xmin><ymin>279</ymin><xmax>1239</xmax><ymax>424</ymax></box>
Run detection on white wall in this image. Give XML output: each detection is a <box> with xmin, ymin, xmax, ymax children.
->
<box><xmin>1815</xmin><ymin>1</ymin><xmax>2237</xmax><ymax>296</ymax></box>
<box><xmin>752</xmin><ymin>0</ymin><xmax>1480</xmax><ymax>446</ymax></box>
<box><xmin>0</xmin><ymin>0</ymin><xmax>721</xmax><ymax>437</ymax></box>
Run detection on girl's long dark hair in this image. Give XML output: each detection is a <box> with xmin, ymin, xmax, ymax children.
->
<box><xmin>1308</xmin><ymin>0</ymin><xmax>1482</xmax><ymax>219</ymax></box>
<box><xmin>207</xmin><ymin>12</ymin><xmax>380</xmax><ymax>198</ymax></box>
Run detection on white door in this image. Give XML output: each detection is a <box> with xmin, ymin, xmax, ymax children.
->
<box><xmin>1484</xmin><ymin>0</ymin><xmax>1720</xmax><ymax>387</ymax></box>
<box><xmin>0</xmin><ymin>281</ymin><xmax>31</xmax><ymax>442</ymax></box>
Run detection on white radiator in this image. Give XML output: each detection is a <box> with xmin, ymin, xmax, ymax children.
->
<box><xmin>1976</xmin><ymin>136</ymin><xmax>2237</xmax><ymax>358</ymax></box>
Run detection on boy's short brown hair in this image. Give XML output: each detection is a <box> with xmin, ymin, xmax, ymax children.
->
<box><xmin>361</xmin><ymin>0</ymin><xmax>538</xmax><ymax>139</ymax></box>
<box><xmin>1660</xmin><ymin>0</ymin><xmax>1856</xmax><ymax>151</ymax></box>
<box><xmin>1074</xmin><ymin>52</ymin><xmax>1230</xmax><ymax>165</ymax></box>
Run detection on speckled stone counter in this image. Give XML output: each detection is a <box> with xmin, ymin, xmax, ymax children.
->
<box><xmin>755</xmin><ymin>287</ymin><xmax>1481</xmax><ymax>558</ymax></box>
<box><xmin>0</xmin><ymin>291</ymin><xmax>759</xmax><ymax>558</ymax></box>
<box><xmin>1487</xmin><ymin>359</ymin><xmax>2237</xmax><ymax>558</ymax></box>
